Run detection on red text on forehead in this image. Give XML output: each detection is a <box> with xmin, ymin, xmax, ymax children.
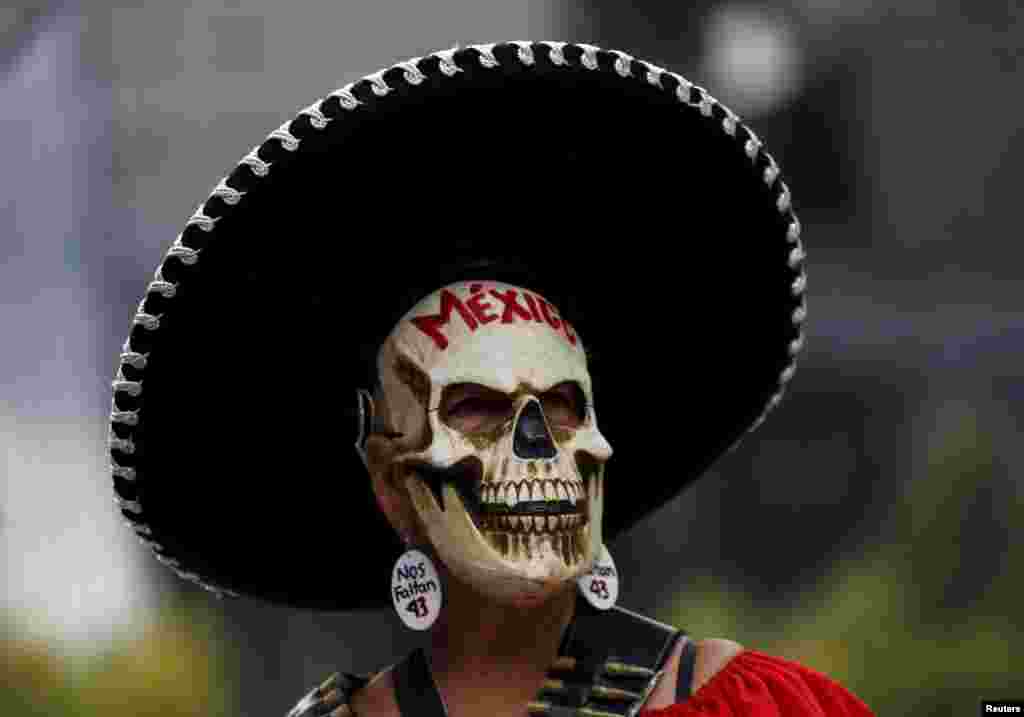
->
<box><xmin>409</xmin><ymin>284</ymin><xmax>578</xmax><ymax>351</ymax></box>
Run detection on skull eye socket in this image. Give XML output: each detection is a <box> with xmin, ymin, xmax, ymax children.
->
<box><xmin>541</xmin><ymin>382</ymin><xmax>586</xmax><ymax>429</ymax></box>
<box><xmin>441</xmin><ymin>381</ymin><xmax>586</xmax><ymax>434</ymax></box>
<box><xmin>442</xmin><ymin>384</ymin><xmax>515</xmax><ymax>434</ymax></box>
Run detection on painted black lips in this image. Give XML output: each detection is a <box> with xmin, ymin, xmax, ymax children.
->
<box><xmin>413</xmin><ymin>459</ymin><xmax>482</xmax><ymax>514</ymax></box>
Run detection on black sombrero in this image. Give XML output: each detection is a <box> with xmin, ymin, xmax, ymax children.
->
<box><xmin>109</xmin><ymin>41</ymin><xmax>806</xmax><ymax>611</ymax></box>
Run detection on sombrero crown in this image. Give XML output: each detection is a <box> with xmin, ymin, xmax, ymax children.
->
<box><xmin>110</xmin><ymin>41</ymin><xmax>806</xmax><ymax>610</ymax></box>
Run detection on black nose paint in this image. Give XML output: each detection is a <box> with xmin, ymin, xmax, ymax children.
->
<box><xmin>513</xmin><ymin>400</ymin><xmax>557</xmax><ymax>460</ymax></box>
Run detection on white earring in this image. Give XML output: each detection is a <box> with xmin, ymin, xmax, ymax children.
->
<box><xmin>391</xmin><ymin>543</ymin><xmax>443</xmax><ymax>630</ymax></box>
<box><xmin>576</xmin><ymin>543</ymin><xmax>619</xmax><ymax>610</ymax></box>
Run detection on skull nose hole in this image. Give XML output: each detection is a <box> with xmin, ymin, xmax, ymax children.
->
<box><xmin>513</xmin><ymin>400</ymin><xmax>557</xmax><ymax>460</ymax></box>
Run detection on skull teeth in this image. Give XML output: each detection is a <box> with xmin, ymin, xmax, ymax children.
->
<box><xmin>480</xmin><ymin>512</ymin><xmax>585</xmax><ymax>535</ymax></box>
<box><xmin>473</xmin><ymin>476</ymin><xmax>589</xmax><ymax>549</ymax></box>
<box><xmin>483</xmin><ymin>530</ymin><xmax>586</xmax><ymax>566</ymax></box>
<box><xmin>477</xmin><ymin>510</ymin><xmax>588</xmax><ymax>532</ymax></box>
<box><xmin>481</xmin><ymin>479</ymin><xmax>584</xmax><ymax>507</ymax></box>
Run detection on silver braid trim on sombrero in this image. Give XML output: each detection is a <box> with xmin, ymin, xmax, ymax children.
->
<box><xmin>109</xmin><ymin>41</ymin><xmax>805</xmax><ymax>598</ymax></box>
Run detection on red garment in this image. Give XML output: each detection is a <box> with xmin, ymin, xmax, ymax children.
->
<box><xmin>639</xmin><ymin>650</ymin><xmax>874</xmax><ymax>716</ymax></box>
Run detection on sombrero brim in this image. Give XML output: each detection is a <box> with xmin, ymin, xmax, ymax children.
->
<box><xmin>110</xmin><ymin>42</ymin><xmax>805</xmax><ymax>610</ymax></box>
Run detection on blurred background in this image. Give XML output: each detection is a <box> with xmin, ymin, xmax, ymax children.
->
<box><xmin>2</xmin><ymin>1</ymin><xmax>1021</xmax><ymax>715</ymax></box>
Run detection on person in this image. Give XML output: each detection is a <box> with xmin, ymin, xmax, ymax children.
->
<box><xmin>108</xmin><ymin>42</ymin><xmax>873</xmax><ymax>716</ymax></box>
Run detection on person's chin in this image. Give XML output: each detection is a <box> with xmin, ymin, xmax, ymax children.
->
<box><xmin>505</xmin><ymin>576</ymin><xmax>575</xmax><ymax>610</ymax></box>
<box><xmin>507</xmin><ymin>591</ymin><xmax>547</xmax><ymax>609</ymax></box>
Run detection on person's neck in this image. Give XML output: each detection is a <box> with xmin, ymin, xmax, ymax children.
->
<box><xmin>424</xmin><ymin>564</ymin><xmax>578</xmax><ymax>716</ymax></box>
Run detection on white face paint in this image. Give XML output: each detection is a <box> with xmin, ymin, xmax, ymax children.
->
<box><xmin>376</xmin><ymin>281</ymin><xmax>612</xmax><ymax>607</ymax></box>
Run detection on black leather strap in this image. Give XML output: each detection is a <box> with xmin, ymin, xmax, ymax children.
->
<box><xmin>391</xmin><ymin>598</ymin><xmax>689</xmax><ymax>717</ymax></box>
<box><xmin>675</xmin><ymin>638</ymin><xmax>698</xmax><ymax>702</ymax></box>
<box><xmin>393</xmin><ymin>646</ymin><xmax>448</xmax><ymax>717</ymax></box>
<box><xmin>548</xmin><ymin>599</ymin><xmax>685</xmax><ymax>717</ymax></box>
<box><xmin>562</xmin><ymin>599</ymin><xmax>681</xmax><ymax>680</ymax></box>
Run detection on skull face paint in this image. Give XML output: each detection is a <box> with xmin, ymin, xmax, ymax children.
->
<box><xmin>375</xmin><ymin>281</ymin><xmax>613</xmax><ymax>606</ymax></box>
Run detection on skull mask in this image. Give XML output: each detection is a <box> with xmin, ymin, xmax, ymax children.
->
<box><xmin>371</xmin><ymin>280</ymin><xmax>613</xmax><ymax>606</ymax></box>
